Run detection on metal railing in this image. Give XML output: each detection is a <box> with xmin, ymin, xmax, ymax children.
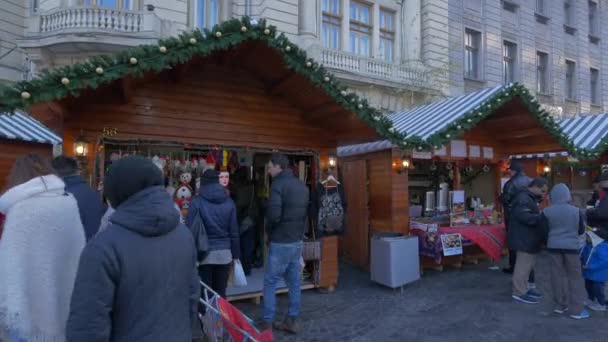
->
<box><xmin>321</xmin><ymin>48</ymin><xmax>429</xmax><ymax>87</ymax></box>
<box><xmin>39</xmin><ymin>6</ymin><xmax>143</xmax><ymax>33</ymax></box>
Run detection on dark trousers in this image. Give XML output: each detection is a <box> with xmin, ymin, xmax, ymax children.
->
<box><xmin>509</xmin><ymin>250</ymin><xmax>536</xmax><ymax>282</ymax></box>
<box><xmin>240</xmin><ymin>228</ymin><xmax>256</xmax><ymax>275</ymax></box>
<box><xmin>198</xmin><ymin>263</ymin><xmax>231</xmax><ymax>298</ymax></box>
<box><xmin>585</xmin><ymin>279</ymin><xmax>606</xmax><ymax>305</ymax></box>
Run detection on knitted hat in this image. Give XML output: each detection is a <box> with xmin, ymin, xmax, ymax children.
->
<box><xmin>104</xmin><ymin>156</ymin><xmax>164</xmax><ymax>208</ymax></box>
<box><xmin>508</xmin><ymin>161</ymin><xmax>524</xmax><ymax>172</ymax></box>
<box><xmin>201</xmin><ymin>169</ymin><xmax>219</xmax><ymax>186</ymax></box>
<box><xmin>205</xmin><ymin>153</ymin><xmax>216</xmax><ymax>166</ymax></box>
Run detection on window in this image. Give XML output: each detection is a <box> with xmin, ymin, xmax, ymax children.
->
<box><xmin>379</xmin><ymin>9</ymin><xmax>395</xmax><ymax>63</ymax></box>
<box><xmin>464</xmin><ymin>29</ymin><xmax>481</xmax><ymax>79</ymax></box>
<box><xmin>564</xmin><ymin>0</ymin><xmax>574</xmax><ymax>26</ymax></box>
<box><xmin>589</xmin><ymin>1</ymin><xmax>599</xmax><ymax>36</ymax></box>
<box><xmin>83</xmin><ymin>0</ymin><xmax>131</xmax><ymax>9</ymax></box>
<box><xmin>502</xmin><ymin>0</ymin><xmax>518</xmax><ymax>13</ymax></box>
<box><xmin>349</xmin><ymin>1</ymin><xmax>372</xmax><ymax>57</ymax></box>
<box><xmin>503</xmin><ymin>41</ymin><xmax>517</xmax><ymax>84</ymax></box>
<box><xmin>591</xmin><ymin>68</ymin><xmax>600</xmax><ymax>105</ymax></box>
<box><xmin>195</xmin><ymin>0</ymin><xmax>220</xmax><ymax>29</ymax></box>
<box><xmin>565</xmin><ymin>60</ymin><xmax>576</xmax><ymax>100</ymax></box>
<box><xmin>536</xmin><ymin>52</ymin><xmax>549</xmax><ymax>94</ymax></box>
<box><xmin>322</xmin><ymin>0</ymin><xmax>341</xmax><ymax>50</ymax></box>
<box><xmin>536</xmin><ymin>0</ymin><xmax>545</xmax><ymax>14</ymax></box>
<box><xmin>31</xmin><ymin>0</ymin><xmax>39</xmax><ymax>12</ymax></box>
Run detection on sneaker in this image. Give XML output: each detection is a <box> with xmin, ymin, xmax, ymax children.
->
<box><xmin>258</xmin><ymin>321</ymin><xmax>274</xmax><ymax>332</ymax></box>
<box><xmin>587</xmin><ymin>302</ymin><xmax>607</xmax><ymax>312</ymax></box>
<box><xmin>276</xmin><ymin>317</ymin><xmax>300</xmax><ymax>334</ymax></box>
<box><xmin>553</xmin><ymin>306</ymin><xmax>569</xmax><ymax>314</ymax></box>
<box><xmin>570</xmin><ymin>309</ymin><xmax>590</xmax><ymax>320</ymax></box>
<box><xmin>512</xmin><ymin>294</ymin><xmax>540</xmax><ymax>304</ymax></box>
<box><xmin>526</xmin><ymin>288</ymin><xmax>543</xmax><ymax>299</ymax></box>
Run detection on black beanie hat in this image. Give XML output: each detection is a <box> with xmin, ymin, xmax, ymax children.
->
<box><xmin>201</xmin><ymin>169</ymin><xmax>219</xmax><ymax>186</ymax></box>
<box><xmin>104</xmin><ymin>156</ymin><xmax>164</xmax><ymax>208</ymax></box>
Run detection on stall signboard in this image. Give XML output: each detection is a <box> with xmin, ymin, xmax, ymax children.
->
<box><xmin>434</xmin><ymin>146</ymin><xmax>447</xmax><ymax>156</ymax></box>
<box><xmin>412</xmin><ymin>150</ymin><xmax>433</xmax><ymax>159</ymax></box>
<box><xmin>469</xmin><ymin>145</ymin><xmax>481</xmax><ymax>158</ymax></box>
<box><xmin>483</xmin><ymin>147</ymin><xmax>494</xmax><ymax>159</ymax></box>
<box><xmin>451</xmin><ymin>140</ymin><xmax>467</xmax><ymax>157</ymax></box>
<box><xmin>441</xmin><ymin>233</ymin><xmax>463</xmax><ymax>256</ymax></box>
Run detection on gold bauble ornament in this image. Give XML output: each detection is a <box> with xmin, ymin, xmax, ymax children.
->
<box><xmin>21</xmin><ymin>91</ymin><xmax>31</xmax><ymax>99</ymax></box>
<box><xmin>324</xmin><ymin>76</ymin><xmax>330</xmax><ymax>82</ymax></box>
<box><xmin>215</xmin><ymin>31</ymin><xmax>222</xmax><ymax>38</ymax></box>
<box><xmin>264</xmin><ymin>28</ymin><xmax>271</xmax><ymax>35</ymax></box>
<box><xmin>95</xmin><ymin>67</ymin><xmax>104</xmax><ymax>74</ymax></box>
<box><xmin>189</xmin><ymin>38</ymin><xmax>197</xmax><ymax>44</ymax></box>
<box><xmin>306</xmin><ymin>61</ymin><xmax>312</xmax><ymax>67</ymax></box>
<box><xmin>159</xmin><ymin>46</ymin><xmax>167</xmax><ymax>53</ymax></box>
<box><xmin>61</xmin><ymin>77</ymin><xmax>70</xmax><ymax>85</ymax></box>
<box><xmin>285</xmin><ymin>45</ymin><xmax>291</xmax><ymax>52</ymax></box>
<box><xmin>241</xmin><ymin>26</ymin><xmax>248</xmax><ymax>32</ymax></box>
<box><xmin>129</xmin><ymin>57</ymin><xmax>138</xmax><ymax>65</ymax></box>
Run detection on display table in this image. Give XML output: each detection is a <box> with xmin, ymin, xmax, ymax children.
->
<box><xmin>410</xmin><ymin>221</ymin><xmax>506</xmax><ymax>265</ymax></box>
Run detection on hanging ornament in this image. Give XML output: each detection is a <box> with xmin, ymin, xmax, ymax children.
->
<box><xmin>324</xmin><ymin>76</ymin><xmax>330</xmax><ymax>82</ymax></box>
<box><xmin>456</xmin><ymin>125</ymin><xmax>462</xmax><ymax>130</ymax></box>
<box><xmin>306</xmin><ymin>61</ymin><xmax>312</xmax><ymax>68</ymax></box>
<box><xmin>215</xmin><ymin>31</ymin><xmax>222</xmax><ymax>38</ymax></box>
<box><xmin>285</xmin><ymin>45</ymin><xmax>291</xmax><ymax>52</ymax></box>
<box><xmin>417</xmin><ymin>146</ymin><xmax>423</xmax><ymax>150</ymax></box>
<box><xmin>482</xmin><ymin>164</ymin><xmax>491</xmax><ymax>173</ymax></box>
<box><xmin>446</xmin><ymin>162</ymin><xmax>453</xmax><ymax>170</ymax></box>
<box><xmin>430</xmin><ymin>162</ymin><xmax>438</xmax><ymax>171</ymax></box>
<box><xmin>129</xmin><ymin>57</ymin><xmax>138</xmax><ymax>65</ymax></box>
<box><xmin>579</xmin><ymin>169</ymin><xmax>588</xmax><ymax>177</ymax></box>
<box><xmin>358</xmin><ymin>104</ymin><xmax>363</xmax><ymax>109</ymax></box>
<box><xmin>477</xmin><ymin>112</ymin><xmax>483</xmax><ymax>116</ymax></box>
<box><xmin>241</xmin><ymin>26</ymin><xmax>248</xmax><ymax>32</ymax></box>
<box><xmin>159</xmin><ymin>46</ymin><xmax>167</xmax><ymax>53</ymax></box>
<box><xmin>61</xmin><ymin>77</ymin><xmax>70</xmax><ymax>85</ymax></box>
<box><xmin>465</xmin><ymin>165</ymin><xmax>474</xmax><ymax>173</ymax></box>
<box><xmin>466</xmin><ymin>118</ymin><xmax>472</xmax><ymax>123</ymax></box>
<box><xmin>445</xmin><ymin>133</ymin><xmax>451</xmax><ymax>139</ymax></box>
<box><xmin>388</xmin><ymin>127</ymin><xmax>395</xmax><ymax>133</ymax></box>
<box><xmin>20</xmin><ymin>91</ymin><xmax>31</xmax><ymax>99</ymax></box>
<box><xmin>341</xmin><ymin>90</ymin><xmax>347</xmax><ymax>96</ymax></box>
<box><xmin>189</xmin><ymin>37</ymin><xmax>197</xmax><ymax>44</ymax></box>
<box><xmin>264</xmin><ymin>28</ymin><xmax>271</xmax><ymax>35</ymax></box>
<box><xmin>95</xmin><ymin>67</ymin><xmax>104</xmax><ymax>74</ymax></box>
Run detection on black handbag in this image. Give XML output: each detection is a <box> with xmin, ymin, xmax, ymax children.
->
<box><xmin>189</xmin><ymin>211</ymin><xmax>209</xmax><ymax>263</ymax></box>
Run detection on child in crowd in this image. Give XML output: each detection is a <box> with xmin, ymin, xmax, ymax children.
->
<box><xmin>581</xmin><ymin>231</ymin><xmax>608</xmax><ymax>312</ymax></box>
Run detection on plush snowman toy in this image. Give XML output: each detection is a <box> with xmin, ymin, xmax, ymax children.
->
<box><xmin>174</xmin><ymin>171</ymin><xmax>193</xmax><ymax>216</ymax></box>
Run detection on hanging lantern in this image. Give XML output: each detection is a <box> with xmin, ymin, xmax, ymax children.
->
<box><xmin>73</xmin><ymin>129</ymin><xmax>89</xmax><ymax>158</ymax></box>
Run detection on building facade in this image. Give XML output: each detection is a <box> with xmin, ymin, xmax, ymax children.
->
<box><xmin>446</xmin><ymin>0</ymin><xmax>608</xmax><ymax>116</ymax></box>
<box><xmin>0</xmin><ymin>0</ymin><xmax>453</xmax><ymax>112</ymax></box>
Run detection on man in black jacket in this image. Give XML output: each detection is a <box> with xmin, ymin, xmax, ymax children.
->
<box><xmin>587</xmin><ymin>172</ymin><xmax>608</xmax><ymax>240</ymax></box>
<box><xmin>501</xmin><ymin>161</ymin><xmax>532</xmax><ymax>273</ymax></box>
<box><xmin>261</xmin><ymin>154</ymin><xmax>309</xmax><ymax>334</ymax></box>
<box><xmin>66</xmin><ymin>156</ymin><xmax>199</xmax><ymax>341</ymax></box>
<box><xmin>510</xmin><ymin>177</ymin><xmax>548</xmax><ymax>305</ymax></box>
<box><xmin>52</xmin><ymin>156</ymin><xmax>105</xmax><ymax>241</ymax></box>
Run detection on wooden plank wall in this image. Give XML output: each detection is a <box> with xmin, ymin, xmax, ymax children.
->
<box><xmin>62</xmin><ymin>65</ymin><xmax>339</xmax><ymax>151</ymax></box>
<box><xmin>0</xmin><ymin>139</ymin><xmax>52</xmax><ymax>191</ymax></box>
<box><xmin>391</xmin><ymin>148</ymin><xmax>409</xmax><ymax>235</ymax></box>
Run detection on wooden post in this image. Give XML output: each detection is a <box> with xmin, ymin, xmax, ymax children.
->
<box><xmin>453</xmin><ymin>162</ymin><xmax>461</xmax><ymax>190</ymax></box>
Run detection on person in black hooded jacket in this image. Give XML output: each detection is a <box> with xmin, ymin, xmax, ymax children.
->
<box><xmin>66</xmin><ymin>156</ymin><xmax>199</xmax><ymax>342</ymax></box>
<box><xmin>186</xmin><ymin>169</ymin><xmax>240</xmax><ymax>299</ymax></box>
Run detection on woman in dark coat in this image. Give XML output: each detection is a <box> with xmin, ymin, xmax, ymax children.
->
<box><xmin>186</xmin><ymin>169</ymin><xmax>240</xmax><ymax>298</ymax></box>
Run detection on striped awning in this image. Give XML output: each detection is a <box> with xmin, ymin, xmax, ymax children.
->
<box><xmin>0</xmin><ymin>111</ymin><xmax>62</xmax><ymax>145</ymax></box>
<box><xmin>559</xmin><ymin>114</ymin><xmax>608</xmax><ymax>151</ymax></box>
<box><xmin>390</xmin><ymin>85</ymin><xmax>506</xmax><ymax>139</ymax></box>
<box><xmin>511</xmin><ymin>151</ymin><xmax>569</xmax><ymax>160</ymax></box>
<box><xmin>337</xmin><ymin>140</ymin><xmax>392</xmax><ymax>157</ymax></box>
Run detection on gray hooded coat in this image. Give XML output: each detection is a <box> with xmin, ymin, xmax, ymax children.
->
<box><xmin>542</xmin><ymin>183</ymin><xmax>585</xmax><ymax>252</ymax></box>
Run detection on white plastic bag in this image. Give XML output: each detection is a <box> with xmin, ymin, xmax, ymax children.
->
<box><xmin>232</xmin><ymin>260</ymin><xmax>247</xmax><ymax>287</ymax></box>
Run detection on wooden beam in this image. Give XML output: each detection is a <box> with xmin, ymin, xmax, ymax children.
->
<box><xmin>494</xmin><ymin>127</ymin><xmax>550</xmax><ymax>140</ymax></box>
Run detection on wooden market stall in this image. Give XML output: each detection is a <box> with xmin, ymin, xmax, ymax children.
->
<box><xmin>0</xmin><ymin>110</ymin><xmax>61</xmax><ymax>190</ymax></box>
<box><xmin>0</xmin><ymin>18</ymin><xmax>401</xmax><ymax>300</ymax></box>
<box><xmin>337</xmin><ymin>84</ymin><xmax>579</xmax><ymax>271</ymax></box>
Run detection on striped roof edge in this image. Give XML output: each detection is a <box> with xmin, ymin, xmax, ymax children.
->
<box><xmin>559</xmin><ymin>113</ymin><xmax>608</xmax><ymax>152</ymax></box>
<box><xmin>0</xmin><ymin>111</ymin><xmax>62</xmax><ymax>145</ymax></box>
<box><xmin>389</xmin><ymin>85</ymin><xmax>506</xmax><ymax>141</ymax></box>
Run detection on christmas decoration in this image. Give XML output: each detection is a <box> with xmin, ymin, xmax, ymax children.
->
<box><xmin>20</xmin><ymin>91</ymin><xmax>30</xmax><ymax>99</ymax></box>
<box><xmin>189</xmin><ymin>38</ymin><xmax>197</xmax><ymax>44</ymax></box>
<box><xmin>215</xmin><ymin>31</ymin><xmax>222</xmax><ymax>38</ymax></box>
<box><xmin>95</xmin><ymin>67</ymin><xmax>104</xmax><ymax>74</ymax></box>
<box><xmin>129</xmin><ymin>57</ymin><xmax>138</xmax><ymax>65</ymax></box>
<box><xmin>159</xmin><ymin>46</ymin><xmax>167</xmax><ymax>53</ymax></box>
<box><xmin>306</xmin><ymin>61</ymin><xmax>312</xmax><ymax>67</ymax></box>
<box><xmin>61</xmin><ymin>78</ymin><xmax>70</xmax><ymax>85</ymax></box>
<box><xmin>241</xmin><ymin>26</ymin><xmax>248</xmax><ymax>32</ymax></box>
<box><xmin>174</xmin><ymin>171</ymin><xmax>193</xmax><ymax>217</ymax></box>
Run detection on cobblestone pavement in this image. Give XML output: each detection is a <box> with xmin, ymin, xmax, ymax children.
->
<box><xmin>235</xmin><ymin>253</ymin><xmax>608</xmax><ymax>342</ymax></box>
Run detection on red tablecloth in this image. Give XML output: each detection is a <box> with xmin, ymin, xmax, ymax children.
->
<box><xmin>439</xmin><ymin>224</ymin><xmax>506</xmax><ymax>261</ymax></box>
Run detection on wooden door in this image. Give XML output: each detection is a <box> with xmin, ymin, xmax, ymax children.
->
<box><xmin>339</xmin><ymin>159</ymin><xmax>370</xmax><ymax>269</ymax></box>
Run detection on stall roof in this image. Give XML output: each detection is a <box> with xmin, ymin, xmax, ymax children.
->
<box><xmin>559</xmin><ymin>114</ymin><xmax>608</xmax><ymax>152</ymax></box>
<box><xmin>0</xmin><ymin>17</ymin><xmax>407</xmax><ymax>149</ymax></box>
<box><xmin>0</xmin><ymin>111</ymin><xmax>61</xmax><ymax>145</ymax></box>
<box><xmin>339</xmin><ymin>83</ymin><xmax>589</xmax><ymax>157</ymax></box>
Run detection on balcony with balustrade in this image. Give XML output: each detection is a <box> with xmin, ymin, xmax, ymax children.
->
<box><xmin>319</xmin><ymin>48</ymin><xmax>434</xmax><ymax>91</ymax></box>
<box><xmin>18</xmin><ymin>6</ymin><xmax>166</xmax><ymax>55</ymax></box>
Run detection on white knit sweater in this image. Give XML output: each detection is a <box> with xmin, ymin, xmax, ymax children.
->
<box><xmin>0</xmin><ymin>175</ymin><xmax>85</xmax><ymax>341</ymax></box>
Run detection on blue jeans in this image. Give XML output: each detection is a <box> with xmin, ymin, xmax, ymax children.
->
<box><xmin>263</xmin><ymin>241</ymin><xmax>303</xmax><ymax>322</ymax></box>
<box><xmin>585</xmin><ymin>279</ymin><xmax>606</xmax><ymax>305</ymax></box>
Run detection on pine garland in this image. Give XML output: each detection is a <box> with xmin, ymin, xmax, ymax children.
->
<box><xmin>0</xmin><ymin>17</ymin><xmax>408</xmax><ymax>151</ymax></box>
<box><xmin>0</xmin><ymin>18</ymin><xmax>598</xmax><ymax>159</ymax></box>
